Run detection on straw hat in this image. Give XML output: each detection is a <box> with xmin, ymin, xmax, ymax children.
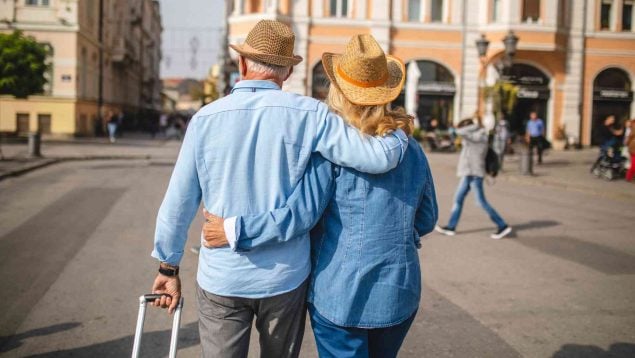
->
<box><xmin>322</xmin><ymin>34</ymin><xmax>405</xmax><ymax>105</ymax></box>
<box><xmin>229</xmin><ymin>20</ymin><xmax>303</xmax><ymax>67</ymax></box>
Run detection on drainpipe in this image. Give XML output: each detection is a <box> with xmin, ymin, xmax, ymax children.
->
<box><xmin>98</xmin><ymin>0</ymin><xmax>104</xmax><ymax>136</ymax></box>
<box><xmin>458</xmin><ymin>0</ymin><xmax>467</xmax><ymax>121</ymax></box>
<box><xmin>577</xmin><ymin>0</ymin><xmax>588</xmax><ymax>148</ymax></box>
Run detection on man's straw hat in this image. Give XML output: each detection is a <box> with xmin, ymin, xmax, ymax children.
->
<box><xmin>322</xmin><ymin>34</ymin><xmax>405</xmax><ymax>105</ymax></box>
<box><xmin>229</xmin><ymin>20</ymin><xmax>302</xmax><ymax>67</ymax></box>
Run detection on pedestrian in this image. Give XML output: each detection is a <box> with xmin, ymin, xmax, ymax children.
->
<box><xmin>591</xmin><ymin>115</ymin><xmax>624</xmax><ymax>172</ymax></box>
<box><xmin>201</xmin><ymin>34</ymin><xmax>438</xmax><ymax>358</ymax></box>
<box><xmin>435</xmin><ymin>116</ymin><xmax>512</xmax><ymax>239</ymax></box>
<box><xmin>107</xmin><ymin>111</ymin><xmax>117</xmax><ymax>143</ymax></box>
<box><xmin>625</xmin><ymin>119</ymin><xmax>635</xmax><ymax>182</ymax></box>
<box><xmin>159</xmin><ymin>113</ymin><xmax>169</xmax><ymax>136</ymax></box>
<box><xmin>525</xmin><ymin>111</ymin><xmax>545</xmax><ymax>164</ymax></box>
<box><xmin>149</xmin><ymin>20</ymin><xmax>408</xmax><ymax>358</ymax></box>
<box><xmin>493</xmin><ymin>117</ymin><xmax>510</xmax><ymax>171</ymax></box>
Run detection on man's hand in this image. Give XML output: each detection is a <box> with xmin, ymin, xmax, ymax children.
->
<box><xmin>203</xmin><ymin>210</ymin><xmax>228</xmax><ymax>248</ymax></box>
<box><xmin>151</xmin><ymin>273</ymin><xmax>181</xmax><ymax>314</ymax></box>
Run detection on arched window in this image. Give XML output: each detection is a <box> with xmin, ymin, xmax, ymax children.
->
<box><xmin>593</xmin><ymin>68</ymin><xmax>631</xmax><ymax>91</ymax></box>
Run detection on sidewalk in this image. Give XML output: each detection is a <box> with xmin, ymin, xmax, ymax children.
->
<box><xmin>494</xmin><ymin>148</ymin><xmax>633</xmax><ymax>201</ymax></box>
<box><xmin>0</xmin><ymin>133</ymin><xmax>180</xmax><ymax>181</ymax></box>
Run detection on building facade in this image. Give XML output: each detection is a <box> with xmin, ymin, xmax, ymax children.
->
<box><xmin>227</xmin><ymin>0</ymin><xmax>635</xmax><ymax>145</ymax></box>
<box><xmin>0</xmin><ymin>0</ymin><xmax>162</xmax><ymax>137</ymax></box>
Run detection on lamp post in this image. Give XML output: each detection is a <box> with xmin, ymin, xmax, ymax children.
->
<box><xmin>475</xmin><ymin>31</ymin><xmax>531</xmax><ymax>174</ymax></box>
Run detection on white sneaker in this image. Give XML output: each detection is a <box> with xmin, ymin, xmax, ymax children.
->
<box><xmin>491</xmin><ymin>226</ymin><xmax>512</xmax><ymax>239</ymax></box>
<box><xmin>435</xmin><ymin>225</ymin><xmax>456</xmax><ymax>236</ymax></box>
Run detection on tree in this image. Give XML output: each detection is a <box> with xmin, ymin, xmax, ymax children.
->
<box><xmin>0</xmin><ymin>30</ymin><xmax>49</xmax><ymax>98</ymax></box>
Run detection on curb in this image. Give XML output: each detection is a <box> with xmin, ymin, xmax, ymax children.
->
<box><xmin>0</xmin><ymin>154</ymin><xmax>152</xmax><ymax>182</ymax></box>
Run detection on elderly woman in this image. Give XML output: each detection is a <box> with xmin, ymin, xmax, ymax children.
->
<box><xmin>203</xmin><ymin>34</ymin><xmax>437</xmax><ymax>357</ymax></box>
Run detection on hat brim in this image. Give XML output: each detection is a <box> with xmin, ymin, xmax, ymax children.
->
<box><xmin>230</xmin><ymin>43</ymin><xmax>303</xmax><ymax>67</ymax></box>
<box><xmin>322</xmin><ymin>52</ymin><xmax>405</xmax><ymax>106</ymax></box>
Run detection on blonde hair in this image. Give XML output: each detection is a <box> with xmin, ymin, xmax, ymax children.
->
<box><xmin>326</xmin><ymin>84</ymin><xmax>413</xmax><ymax>136</ymax></box>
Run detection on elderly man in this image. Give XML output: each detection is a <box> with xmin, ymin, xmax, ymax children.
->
<box><xmin>150</xmin><ymin>20</ymin><xmax>407</xmax><ymax>358</ymax></box>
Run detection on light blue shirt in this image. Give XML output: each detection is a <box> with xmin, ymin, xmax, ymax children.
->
<box><xmin>526</xmin><ymin>118</ymin><xmax>545</xmax><ymax>138</ymax></box>
<box><xmin>152</xmin><ymin>80</ymin><xmax>408</xmax><ymax>298</ymax></box>
<box><xmin>227</xmin><ymin>139</ymin><xmax>438</xmax><ymax>327</ymax></box>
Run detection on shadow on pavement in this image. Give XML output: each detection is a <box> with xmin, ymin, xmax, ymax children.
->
<box><xmin>24</xmin><ymin>321</ymin><xmax>199</xmax><ymax>357</ymax></box>
<box><xmin>458</xmin><ymin>220</ymin><xmax>560</xmax><ymax>236</ymax></box>
<box><xmin>552</xmin><ymin>342</ymin><xmax>635</xmax><ymax>357</ymax></box>
<box><xmin>0</xmin><ymin>323</ymin><xmax>81</xmax><ymax>353</ymax></box>
<box><xmin>516</xmin><ymin>235</ymin><xmax>635</xmax><ymax>275</ymax></box>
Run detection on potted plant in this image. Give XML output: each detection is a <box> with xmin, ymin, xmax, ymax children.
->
<box><xmin>552</xmin><ymin>124</ymin><xmax>567</xmax><ymax>150</ymax></box>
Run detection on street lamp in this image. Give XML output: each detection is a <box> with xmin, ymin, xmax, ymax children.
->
<box><xmin>476</xmin><ymin>30</ymin><xmax>518</xmax><ymax>74</ymax></box>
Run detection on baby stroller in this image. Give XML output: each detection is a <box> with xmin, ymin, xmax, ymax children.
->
<box><xmin>591</xmin><ymin>149</ymin><xmax>626</xmax><ymax>181</ymax></box>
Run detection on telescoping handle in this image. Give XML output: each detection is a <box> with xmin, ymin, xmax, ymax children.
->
<box><xmin>131</xmin><ymin>294</ymin><xmax>184</xmax><ymax>358</ymax></box>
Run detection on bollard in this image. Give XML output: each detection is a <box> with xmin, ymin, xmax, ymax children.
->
<box><xmin>519</xmin><ymin>144</ymin><xmax>533</xmax><ymax>175</ymax></box>
<box><xmin>28</xmin><ymin>132</ymin><xmax>41</xmax><ymax>158</ymax></box>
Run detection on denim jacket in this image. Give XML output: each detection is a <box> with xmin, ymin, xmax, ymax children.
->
<box><xmin>152</xmin><ymin>80</ymin><xmax>408</xmax><ymax>298</ymax></box>
<box><xmin>232</xmin><ymin>139</ymin><xmax>438</xmax><ymax>326</ymax></box>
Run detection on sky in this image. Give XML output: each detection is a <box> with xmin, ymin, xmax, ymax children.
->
<box><xmin>158</xmin><ymin>0</ymin><xmax>225</xmax><ymax>80</ymax></box>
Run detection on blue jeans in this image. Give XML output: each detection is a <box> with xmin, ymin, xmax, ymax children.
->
<box><xmin>309</xmin><ymin>304</ymin><xmax>416</xmax><ymax>358</ymax></box>
<box><xmin>447</xmin><ymin>176</ymin><xmax>507</xmax><ymax>230</ymax></box>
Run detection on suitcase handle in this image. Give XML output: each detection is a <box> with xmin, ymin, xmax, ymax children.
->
<box><xmin>132</xmin><ymin>294</ymin><xmax>184</xmax><ymax>358</ymax></box>
<box><xmin>143</xmin><ymin>293</ymin><xmax>171</xmax><ymax>303</ymax></box>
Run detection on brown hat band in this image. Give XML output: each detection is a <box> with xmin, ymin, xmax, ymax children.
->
<box><xmin>336</xmin><ymin>65</ymin><xmax>389</xmax><ymax>88</ymax></box>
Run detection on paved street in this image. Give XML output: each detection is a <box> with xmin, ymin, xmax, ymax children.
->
<box><xmin>1</xmin><ymin>139</ymin><xmax>634</xmax><ymax>357</ymax></box>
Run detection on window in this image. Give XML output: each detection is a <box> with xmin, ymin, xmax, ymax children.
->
<box><xmin>329</xmin><ymin>0</ymin><xmax>349</xmax><ymax>17</ymax></box>
<box><xmin>600</xmin><ymin>0</ymin><xmax>613</xmax><ymax>30</ymax></box>
<box><xmin>25</xmin><ymin>0</ymin><xmax>49</xmax><ymax>6</ymax></box>
<box><xmin>522</xmin><ymin>0</ymin><xmax>541</xmax><ymax>23</ymax></box>
<box><xmin>623</xmin><ymin>0</ymin><xmax>633</xmax><ymax>31</ymax></box>
<box><xmin>492</xmin><ymin>0</ymin><xmax>503</xmax><ymax>22</ymax></box>
<box><xmin>430</xmin><ymin>0</ymin><xmax>444</xmax><ymax>22</ymax></box>
<box><xmin>408</xmin><ymin>0</ymin><xmax>421</xmax><ymax>22</ymax></box>
<box><xmin>38</xmin><ymin>114</ymin><xmax>52</xmax><ymax>134</ymax></box>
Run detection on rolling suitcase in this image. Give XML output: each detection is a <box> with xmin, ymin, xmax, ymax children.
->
<box><xmin>132</xmin><ymin>294</ymin><xmax>184</xmax><ymax>358</ymax></box>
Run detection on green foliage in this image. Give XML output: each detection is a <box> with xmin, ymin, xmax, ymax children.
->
<box><xmin>485</xmin><ymin>81</ymin><xmax>519</xmax><ymax>119</ymax></box>
<box><xmin>0</xmin><ymin>31</ymin><xmax>49</xmax><ymax>98</ymax></box>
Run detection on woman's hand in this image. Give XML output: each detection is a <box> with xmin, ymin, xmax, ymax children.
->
<box><xmin>202</xmin><ymin>209</ymin><xmax>228</xmax><ymax>248</ymax></box>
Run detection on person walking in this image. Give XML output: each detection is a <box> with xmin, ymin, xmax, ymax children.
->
<box><xmin>149</xmin><ymin>21</ymin><xmax>408</xmax><ymax>358</ymax></box>
<box><xmin>625</xmin><ymin>119</ymin><xmax>635</xmax><ymax>182</ymax></box>
<box><xmin>525</xmin><ymin>111</ymin><xmax>546</xmax><ymax>164</ymax></box>
<box><xmin>107</xmin><ymin>111</ymin><xmax>117</xmax><ymax>143</ymax></box>
<box><xmin>493</xmin><ymin>117</ymin><xmax>510</xmax><ymax>171</ymax></box>
<box><xmin>201</xmin><ymin>34</ymin><xmax>437</xmax><ymax>358</ymax></box>
<box><xmin>435</xmin><ymin>117</ymin><xmax>512</xmax><ymax>239</ymax></box>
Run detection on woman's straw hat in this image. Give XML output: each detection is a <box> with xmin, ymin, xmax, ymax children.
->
<box><xmin>229</xmin><ymin>20</ymin><xmax>303</xmax><ymax>67</ymax></box>
<box><xmin>322</xmin><ymin>34</ymin><xmax>405</xmax><ymax>105</ymax></box>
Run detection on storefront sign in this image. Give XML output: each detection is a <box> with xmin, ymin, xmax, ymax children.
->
<box><xmin>418</xmin><ymin>81</ymin><xmax>455</xmax><ymax>96</ymax></box>
<box><xmin>517</xmin><ymin>86</ymin><xmax>550</xmax><ymax>100</ymax></box>
<box><xmin>594</xmin><ymin>89</ymin><xmax>633</xmax><ymax>101</ymax></box>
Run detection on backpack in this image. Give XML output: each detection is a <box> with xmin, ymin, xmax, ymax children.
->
<box><xmin>485</xmin><ymin>147</ymin><xmax>500</xmax><ymax>177</ymax></box>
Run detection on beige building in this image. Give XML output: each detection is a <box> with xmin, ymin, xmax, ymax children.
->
<box><xmin>227</xmin><ymin>0</ymin><xmax>635</xmax><ymax>146</ymax></box>
<box><xmin>0</xmin><ymin>0</ymin><xmax>162</xmax><ymax>137</ymax></box>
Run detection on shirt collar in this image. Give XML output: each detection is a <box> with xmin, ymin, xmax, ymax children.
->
<box><xmin>231</xmin><ymin>80</ymin><xmax>281</xmax><ymax>93</ymax></box>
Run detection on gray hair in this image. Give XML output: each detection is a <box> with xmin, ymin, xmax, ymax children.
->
<box><xmin>244</xmin><ymin>58</ymin><xmax>291</xmax><ymax>80</ymax></box>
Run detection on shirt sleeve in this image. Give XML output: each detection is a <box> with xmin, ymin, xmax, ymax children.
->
<box><xmin>313</xmin><ymin>108</ymin><xmax>408</xmax><ymax>174</ymax></box>
<box><xmin>152</xmin><ymin>118</ymin><xmax>202</xmax><ymax>266</ymax></box>
<box><xmin>225</xmin><ymin>154</ymin><xmax>336</xmax><ymax>251</ymax></box>
<box><xmin>414</xmin><ymin>153</ymin><xmax>438</xmax><ymax>246</ymax></box>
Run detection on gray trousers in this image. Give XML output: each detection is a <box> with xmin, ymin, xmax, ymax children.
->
<box><xmin>196</xmin><ymin>280</ymin><xmax>308</xmax><ymax>358</ymax></box>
